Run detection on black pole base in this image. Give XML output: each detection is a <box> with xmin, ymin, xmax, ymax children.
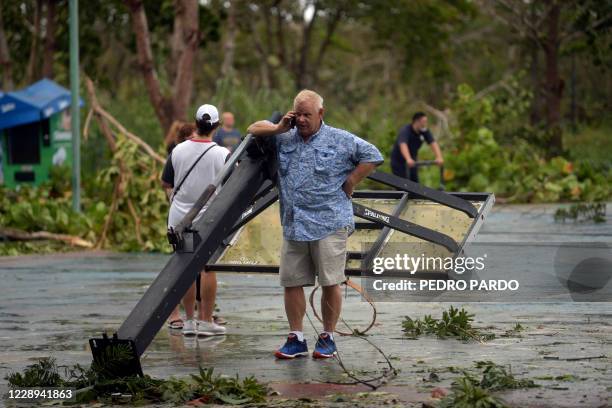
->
<box><xmin>89</xmin><ymin>333</ymin><xmax>143</xmax><ymax>378</ymax></box>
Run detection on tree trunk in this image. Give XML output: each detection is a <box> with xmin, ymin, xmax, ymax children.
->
<box><xmin>570</xmin><ymin>54</ymin><xmax>576</xmax><ymax>130</ymax></box>
<box><xmin>125</xmin><ymin>0</ymin><xmax>200</xmax><ymax>135</ymax></box>
<box><xmin>125</xmin><ymin>0</ymin><xmax>199</xmax><ymax>135</ymax></box>
<box><xmin>529</xmin><ymin>42</ymin><xmax>540</xmax><ymax>124</ymax></box>
<box><xmin>312</xmin><ymin>6</ymin><xmax>343</xmax><ymax>85</ymax></box>
<box><xmin>261</xmin><ymin>2</ymin><xmax>275</xmax><ymax>85</ymax></box>
<box><xmin>248</xmin><ymin>18</ymin><xmax>270</xmax><ymax>88</ymax></box>
<box><xmin>221</xmin><ymin>0</ymin><xmax>236</xmax><ymax>77</ymax></box>
<box><xmin>42</xmin><ymin>0</ymin><xmax>57</xmax><ymax>79</ymax></box>
<box><xmin>171</xmin><ymin>0</ymin><xmax>199</xmax><ymax>124</ymax></box>
<box><xmin>0</xmin><ymin>0</ymin><xmax>13</xmax><ymax>90</ymax></box>
<box><xmin>125</xmin><ymin>0</ymin><xmax>175</xmax><ymax>134</ymax></box>
<box><xmin>26</xmin><ymin>0</ymin><xmax>43</xmax><ymax>83</ymax></box>
<box><xmin>528</xmin><ymin>1</ymin><xmax>540</xmax><ymax>125</ymax></box>
<box><xmin>167</xmin><ymin>4</ymin><xmax>185</xmax><ymax>82</ymax></box>
<box><xmin>295</xmin><ymin>1</ymin><xmax>319</xmax><ymax>89</ymax></box>
<box><xmin>543</xmin><ymin>0</ymin><xmax>563</xmax><ymax>156</ymax></box>
<box><xmin>274</xmin><ymin>1</ymin><xmax>286</xmax><ymax>66</ymax></box>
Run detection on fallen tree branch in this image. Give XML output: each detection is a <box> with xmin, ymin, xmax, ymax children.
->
<box><xmin>544</xmin><ymin>355</ymin><xmax>606</xmax><ymax>361</ymax></box>
<box><xmin>95</xmin><ymin>176</ymin><xmax>122</xmax><ymax>249</ymax></box>
<box><xmin>85</xmin><ymin>75</ymin><xmax>149</xmax><ymax>250</ymax></box>
<box><xmin>0</xmin><ymin>227</ymin><xmax>93</xmax><ymax>248</ymax></box>
<box><xmin>421</xmin><ymin>102</ymin><xmax>455</xmax><ymax>140</ymax></box>
<box><xmin>82</xmin><ymin>108</ymin><xmax>94</xmax><ymax>142</ymax></box>
<box><xmin>127</xmin><ymin>198</ymin><xmax>143</xmax><ymax>245</ymax></box>
<box><xmin>85</xmin><ymin>77</ymin><xmax>117</xmax><ymax>151</ymax></box>
<box><xmin>95</xmin><ymin>107</ymin><xmax>165</xmax><ymax>165</ymax></box>
<box><xmin>473</xmin><ymin>73</ymin><xmax>516</xmax><ymax>100</ymax></box>
<box><xmin>84</xmin><ymin>76</ymin><xmax>165</xmax><ymax>165</ymax></box>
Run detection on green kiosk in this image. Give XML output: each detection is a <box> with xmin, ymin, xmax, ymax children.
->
<box><xmin>0</xmin><ymin>79</ymin><xmax>81</xmax><ymax>188</ymax></box>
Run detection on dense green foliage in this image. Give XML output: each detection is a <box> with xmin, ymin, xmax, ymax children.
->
<box><xmin>1</xmin><ymin>79</ymin><xmax>609</xmax><ymax>256</ymax></box>
<box><xmin>0</xmin><ymin>134</ymin><xmax>171</xmax><ymax>255</ymax></box>
<box><xmin>0</xmin><ymin>1</ymin><xmax>610</xmax><ymax>255</ymax></box>
<box><xmin>439</xmin><ymin>83</ymin><xmax>612</xmax><ymax>201</ymax></box>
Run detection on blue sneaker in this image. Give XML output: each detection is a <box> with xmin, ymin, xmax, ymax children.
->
<box><xmin>274</xmin><ymin>334</ymin><xmax>308</xmax><ymax>359</ymax></box>
<box><xmin>313</xmin><ymin>333</ymin><xmax>337</xmax><ymax>359</ymax></box>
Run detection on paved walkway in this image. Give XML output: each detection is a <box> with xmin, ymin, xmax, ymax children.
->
<box><xmin>0</xmin><ymin>204</ymin><xmax>610</xmax><ymax>407</ymax></box>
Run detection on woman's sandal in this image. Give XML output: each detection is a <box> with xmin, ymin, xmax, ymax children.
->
<box><xmin>167</xmin><ymin>318</ymin><xmax>184</xmax><ymax>330</ymax></box>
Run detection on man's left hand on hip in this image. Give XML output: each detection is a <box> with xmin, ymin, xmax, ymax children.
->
<box><xmin>342</xmin><ymin>177</ymin><xmax>355</xmax><ymax>198</ymax></box>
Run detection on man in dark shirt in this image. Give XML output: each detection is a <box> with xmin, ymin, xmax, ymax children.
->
<box><xmin>213</xmin><ymin>111</ymin><xmax>242</xmax><ymax>151</ymax></box>
<box><xmin>390</xmin><ymin>112</ymin><xmax>444</xmax><ymax>183</ymax></box>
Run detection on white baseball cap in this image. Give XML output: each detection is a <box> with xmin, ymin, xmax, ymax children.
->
<box><xmin>195</xmin><ymin>104</ymin><xmax>219</xmax><ymax>124</ymax></box>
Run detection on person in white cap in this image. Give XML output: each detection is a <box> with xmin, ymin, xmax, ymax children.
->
<box><xmin>161</xmin><ymin>104</ymin><xmax>229</xmax><ymax>337</ymax></box>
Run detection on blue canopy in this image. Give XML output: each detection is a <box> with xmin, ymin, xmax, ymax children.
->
<box><xmin>0</xmin><ymin>78</ymin><xmax>83</xmax><ymax>131</ymax></box>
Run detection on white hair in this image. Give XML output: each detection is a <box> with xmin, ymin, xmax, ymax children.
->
<box><xmin>294</xmin><ymin>89</ymin><xmax>324</xmax><ymax>110</ymax></box>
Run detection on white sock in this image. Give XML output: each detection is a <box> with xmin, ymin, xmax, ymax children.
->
<box><xmin>323</xmin><ymin>331</ymin><xmax>334</xmax><ymax>341</ymax></box>
<box><xmin>290</xmin><ymin>331</ymin><xmax>304</xmax><ymax>342</ymax></box>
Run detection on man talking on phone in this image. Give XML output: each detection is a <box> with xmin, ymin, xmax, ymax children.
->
<box><xmin>247</xmin><ymin>90</ymin><xmax>383</xmax><ymax>359</ymax></box>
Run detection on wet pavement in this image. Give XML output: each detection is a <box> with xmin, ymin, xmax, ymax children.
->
<box><xmin>0</xmin><ymin>204</ymin><xmax>611</xmax><ymax>407</ymax></box>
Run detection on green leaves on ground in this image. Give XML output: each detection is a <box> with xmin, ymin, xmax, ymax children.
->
<box><xmin>501</xmin><ymin>323</ymin><xmax>526</xmax><ymax>338</ymax></box>
<box><xmin>554</xmin><ymin>202</ymin><xmax>606</xmax><ymax>223</ymax></box>
<box><xmin>437</xmin><ymin>377</ymin><xmax>507</xmax><ymax>408</ymax></box>
<box><xmin>437</xmin><ymin>361</ymin><xmax>538</xmax><ymax>408</ymax></box>
<box><xmin>475</xmin><ymin>361</ymin><xmax>537</xmax><ymax>391</ymax></box>
<box><xmin>5</xmin><ymin>358</ymin><xmax>63</xmax><ymax>388</ymax></box>
<box><xmin>187</xmin><ymin>367</ymin><xmax>268</xmax><ymax>405</ymax></box>
<box><xmin>5</xmin><ymin>357</ymin><xmax>268</xmax><ymax>405</ymax></box>
<box><xmin>402</xmin><ymin>306</ymin><xmax>495</xmax><ymax>342</ymax></box>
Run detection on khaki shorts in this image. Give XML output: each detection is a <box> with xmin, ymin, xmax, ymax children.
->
<box><xmin>279</xmin><ymin>227</ymin><xmax>349</xmax><ymax>287</ymax></box>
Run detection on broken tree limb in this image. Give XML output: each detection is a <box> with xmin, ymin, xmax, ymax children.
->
<box><xmin>421</xmin><ymin>102</ymin><xmax>455</xmax><ymax>140</ymax></box>
<box><xmin>0</xmin><ymin>227</ymin><xmax>94</xmax><ymax>248</ymax></box>
<box><xmin>85</xmin><ymin>75</ymin><xmax>158</xmax><ymax>250</ymax></box>
<box><xmin>127</xmin><ymin>198</ymin><xmax>143</xmax><ymax>245</ymax></box>
<box><xmin>473</xmin><ymin>72</ymin><xmax>516</xmax><ymax>100</ymax></box>
<box><xmin>95</xmin><ymin>107</ymin><xmax>165</xmax><ymax>165</ymax></box>
<box><xmin>85</xmin><ymin>77</ymin><xmax>117</xmax><ymax>151</ymax></box>
<box><xmin>544</xmin><ymin>355</ymin><xmax>606</xmax><ymax>361</ymax></box>
<box><xmin>84</xmin><ymin>76</ymin><xmax>165</xmax><ymax>165</ymax></box>
<box><xmin>95</xmin><ymin>176</ymin><xmax>122</xmax><ymax>249</ymax></box>
<box><xmin>82</xmin><ymin>108</ymin><xmax>94</xmax><ymax>142</ymax></box>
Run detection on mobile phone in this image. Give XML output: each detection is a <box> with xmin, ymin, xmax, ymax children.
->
<box><xmin>290</xmin><ymin>117</ymin><xmax>297</xmax><ymax>129</ymax></box>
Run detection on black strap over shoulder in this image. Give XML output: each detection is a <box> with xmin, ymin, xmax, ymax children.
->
<box><xmin>171</xmin><ymin>143</ymin><xmax>216</xmax><ymax>202</ymax></box>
